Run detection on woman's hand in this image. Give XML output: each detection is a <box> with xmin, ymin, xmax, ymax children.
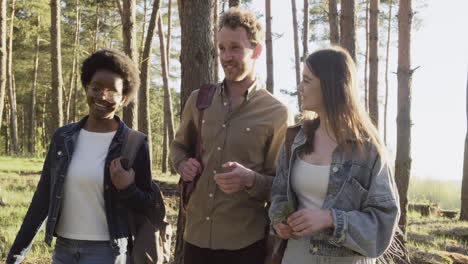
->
<box><xmin>110</xmin><ymin>157</ymin><xmax>135</xmax><ymax>190</ymax></box>
<box><xmin>273</xmin><ymin>223</ymin><xmax>293</xmax><ymax>240</ymax></box>
<box><xmin>286</xmin><ymin>209</ymin><xmax>333</xmax><ymax>237</ymax></box>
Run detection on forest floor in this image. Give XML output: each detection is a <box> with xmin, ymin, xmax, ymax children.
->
<box><xmin>0</xmin><ymin>156</ymin><xmax>467</xmax><ymax>264</ymax></box>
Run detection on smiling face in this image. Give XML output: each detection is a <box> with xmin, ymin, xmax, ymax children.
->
<box><xmin>85</xmin><ymin>70</ymin><xmax>126</xmax><ymax>120</ymax></box>
<box><xmin>217</xmin><ymin>26</ymin><xmax>262</xmax><ymax>82</ymax></box>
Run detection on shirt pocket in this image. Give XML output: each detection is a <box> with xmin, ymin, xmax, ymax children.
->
<box><xmin>335</xmin><ymin>166</ymin><xmax>370</xmax><ymax>211</ymax></box>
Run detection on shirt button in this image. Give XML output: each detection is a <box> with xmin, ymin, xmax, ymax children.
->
<box><xmin>209</xmin><ymin>193</ymin><xmax>213</xmax><ymax>198</ymax></box>
<box><xmin>213</xmin><ymin>170</ymin><xmax>217</xmax><ymax>174</ymax></box>
<box><xmin>222</xmin><ymin>124</ymin><xmax>226</xmax><ymax>128</ymax></box>
<box><xmin>332</xmin><ymin>167</ymin><xmax>339</xmax><ymax>173</ymax></box>
<box><xmin>57</xmin><ymin>150</ymin><xmax>62</xmax><ymax>156</ymax></box>
<box><xmin>202</xmin><ymin>119</ymin><xmax>206</xmax><ymax>124</ymax></box>
<box><xmin>217</xmin><ymin>147</ymin><xmax>222</xmax><ymax>151</ymax></box>
<box><xmin>206</xmin><ymin>217</ymin><xmax>210</xmax><ymax>221</ymax></box>
<box><xmin>223</xmin><ymin>102</ymin><xmax>228</xmax><ymax>106</ymax></box>
<box><xmin>246</xmin><ymin>127</ymin><xmax>251</xmax><ymax>131</ymax></box>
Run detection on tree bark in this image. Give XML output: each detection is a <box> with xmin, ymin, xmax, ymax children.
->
<box><xmin>460</xmin><ymin>71</ymin><xmax>468</xmax><ymax>220</ymax></box>
<box><xmin>50</xmin><ymin>0</ymin><xmax>64</xmax><ymax>129</ymax></box>
<box><xmin>0</xmin><ymin>0</ymin><xmax>7</xmax><ymax>133</ymax></box>
<box><xmin>71</xmin><ymin>1</ymin><xmax>81</xmax><ymax>123</ymax></box>
<box><xmin>159</xmin><ymin>14</ymin><xmax>175</xmax><ymax>174</ymax></box>
<box><xmin>174</xmin><ymin>1</ymin><xmax>215</xmax><ymax>262</ymax></box>
<box><xmin>66</xmin><ymin>3</ymin><xmax>80</xmax><ymax>124</ymax></box>
<box><xmin>302</xmin><ymin>0</ymin><xmax>309</xmax><ymax>60</ymax></box>
<box><xmin>138</xmin><ymin>0</ymin><xmax>148</xmax><ymax>68</ymax></box>
<box><xmin>291</xmin><ymin>0</ymin><xmax>301</xmax><ymax>110</ymax></box>
<box><xmin>395</xmin><ymin>0</ymin><xmax>413</xmax><ymax>236</ymax></box>
<box><xmin>29</xmin><ymin>15</ymin><xmax>41</xmax><ymax>154</ymax></box>
<box><xmin>328</xmin><ymin>0</ymin><xmax>339</xmax><ymax>44</ymax></box>
<box><xmin>265</xmin><ymin>0</ymin><xmax>274</xmax><ymax>94</ymax></box>
<box><xmin>384</xmin><ymin>0</ymin><xmax>393</xmax><ymax>144</ymax></box>
<box><xmin>213</xmin><ymin>0</ymin><xmax>219</xmax><ymax>83</ymax></box>
<box><xmin>139</xmin><ymin>0</ymin><xmax>161</xmax><ymax>166</ymax></box>
<box><xmin>93</xmin><ymin>3</ymin><xmax>100</xmax><ymax>53</ymax></box>
<box><xmin>368</xmin><ymin>0</ymin><xmax>379</xmax><ymax>127</ymax></box>
<box><xmin>364</xmin><ymin>0</ymin><xmax>369</xmax><ymax>112</ymax></box>
<box><xmin>7</xmin><ymin>0</ymin><xmax>19</xmax><ymax>154</ymax></box>
<box><xmin>229</xmin><ymin>0</ymin><xmax>241</xmax><ymax>7</ymax></box>
<box><xmin>340</xmin><ymin>0</ymin><xmax>356</xmax><ymax>61</ymax></box>
<box><xmin>121</xmin><ymin>0</ymin><xmax>138</xmax><ymax>129</ymax></box>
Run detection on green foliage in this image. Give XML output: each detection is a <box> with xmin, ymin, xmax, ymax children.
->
<box><xmin>408</xmin><ymin>177</ymin><xmax>461</xmax><ymax>210</ymax></box>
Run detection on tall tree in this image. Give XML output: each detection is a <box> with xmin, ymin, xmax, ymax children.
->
<box><xmin>0</xmin><ymin>0</ymin><xmax>6</xmax><ymax>134</ymax></box>
<box><xmin>229</xmin><ymin>0</ymin><xmax>241</xmax><ymax>7</ymax></box>
<box><xmin>28</xmin><ymin>16</ymin><xmax>41</xmax><ymax>154</ymax></box>
<box><xmin>460</xmin><ymin>71</ymin><xmax>468</xmax><ymax>221</ymax></box>
<box><xmin>265</xmin><ymin>0</ymin><xmax>274</xmax><ymax>93</ymax></box>
<box><xmin>328</xmin><ymin>0</ymin><xmax>339</xmax><ymax>44</ymax></box>
<box><xmin>66</xmin><ymin>2</ymin><xmax>80</xmax><ymax>124</ymax></box>
<box><xmin>368</xmin><ymin>0</ymin><xmax>379</xmax><ymax>127</ymax></box>
<box><xmin>291</xmin><ymin>0</ymin><xmax>301</xmax><ymax>109</ymax></box>
<box><xmin>120</xmin><ymin>0</ymin><xmax>138</xmax><ymax>129</ymax></box>
<box><xmin>138</xmin><ymin>0</ymin><xmax>160</xmax><ymax>165</ymax></box>
<box><xmin>93</xmin><ymin>2</ymin><xmax>101</xmax><ymax>53</ymax></box>
<box><xmin>174</xmin><ymin>1</ymin><xmax>215</xmax><ymax>262</ymax></box>
<box><xmin>50</xmin><ymin>0</ymin><xmax>64</xmax><ymax>129</ymax></box>
<box><xmin>364</xmin><ymin>0</ymin><xmax>369</xmax><ymax>112</ymax></box>
<box><xmin>213</xmin><ymin>0</ymin><xmax>219</xmax><ymax>83</ymax></box>
<box><xmin>340</xmin><ymin>0</ymin><xmax>356</xmax><ymax>61</ymax></box>
<box><xmin>395</xmin><ymin>0</ymin><xmax>413</xmax><ymax>236</ymax></box>
<box><xmin>302</xmin><ymin>0</ymin><xmax>309</xmax><ymax>59</ymax></box>
<box><xmin>159</xmin><ymin>14</ymin><xmax>175</xmax><ymax>175</ymax></box>
<box><xmin>384</xmin><ymin>0</ymin><xmax>393</xmax><ymax>144</ymax></box>
<box><xmin>7</xmin><ymin>0</ymin><xmax>19</xmax><ymax>154</ymax></box>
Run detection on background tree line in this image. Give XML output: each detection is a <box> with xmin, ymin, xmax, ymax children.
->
<box><xmin>0</xmin><ymin>0</ymin><xmax>467</xmax><ymax>262</ymax></box>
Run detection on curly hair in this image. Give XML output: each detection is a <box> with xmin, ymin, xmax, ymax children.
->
<box><xmin>81</xmin><ymin>49</ymin><xmax>140</xmax><ymax>106</ymax></box>
<box><xmin>219</xmin><ymin>7</ymin><xmax>265</xmax><ymax>46</ymax></box>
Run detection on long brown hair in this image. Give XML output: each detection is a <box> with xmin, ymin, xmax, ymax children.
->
<box><xmin>303</xmin><ymin>46</ymin><xmax>387</xmax><ymax>160</ymax></box>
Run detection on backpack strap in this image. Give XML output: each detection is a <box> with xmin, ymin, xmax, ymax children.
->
<box><xmin>285</xmin><ymin>125</ymin><xmax>301</xmax><ymax>162</ymax></box>
<box><xmin>194</xmin><ymin>83</ymin><xmax>217</xmax><ymax>162</ymax></box>
<box><xmin>121</xmin><ymin>129</ymin><xmax>147</xmax><ymax>170</ymax></box>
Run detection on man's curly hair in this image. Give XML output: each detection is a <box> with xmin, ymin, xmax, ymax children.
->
<box><xmin>219</xmin><ymin>7</ymin><xmax>265</xmax><ymax>46</ymax></box>
<box><xmin>81</xmin><ymin>49</ymin><xmax>140</xmax><ymax>106</ymax></box>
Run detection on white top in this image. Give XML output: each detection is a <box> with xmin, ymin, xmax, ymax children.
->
<box><xmin>56</xmin><ymin>129</ymin><xmax>116</xmax><ymax>241</ymax></box>
<box><xmin>291</xmin><ymin>158</ymin><xmax>330</xmax><ymax>210</ymax></box>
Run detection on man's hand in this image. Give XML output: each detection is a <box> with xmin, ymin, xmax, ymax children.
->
<box><xmin>286</xmin><ymin>209</ymin><xmax>333</xmax><ymax>237</ymax></box>
<box><xmin>273</xmin><ymin>223</ymin><xmax>293</xmax><ymax>240</ymax></box>
<box><xmin>214</xmin><ymin>162</ymin><xmax>255</xmax><ymax>194</ymax></box>
<box><xmin>179</xmin><ymin>158</ymin><xmax>202</xmax><ymax>182</ymax></box>
<box><xmin>110</xmin><ymin>157</ymin><xmax>135</xmax><ymax>190</ymax></box>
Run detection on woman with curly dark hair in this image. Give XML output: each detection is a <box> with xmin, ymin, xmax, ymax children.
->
<box><xmin>7</xmin><ymin>50</ymin><xmax>155</xmax><ymax>264</ymax></box>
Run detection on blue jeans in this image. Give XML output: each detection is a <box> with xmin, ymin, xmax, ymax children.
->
<box><xmin>52</xmin><ymin>237</ymin><xmax>127</xmax><ymax>264</ymax></box>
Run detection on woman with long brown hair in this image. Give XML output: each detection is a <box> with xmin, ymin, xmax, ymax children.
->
<box><xmin>269</xmin><ymin>46</ymin><xmax>400</xmax><ymax>263</ymax></box>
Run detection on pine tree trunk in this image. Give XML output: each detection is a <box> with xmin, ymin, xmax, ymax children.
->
<box><xmin>265</xmin><ymin>0</ymin><xmax>274</xmax><ymax>94</ymax></box>
<box><xmin>121</xmin><ymin>0</ymin><xmax>138</xmax><ymax>129</ymax></box>
<box><xmin>384</xmin><ymin>0</ymin><xmax>393</xmax><ymax>144</ymax></box>
<box><xmin>139</xmin><ymin>0</ymin><xmax>160</xmax><ymax>167</ymax></box>
<box><xmin>7</xmin><ymin>0</ymin><xmax>19</xmax><ymax>154</ymax></box>
<box><xmin>70</xmin><ymin>1</ymin><xmax>80</xmax><ymax>123</ymax></box>
<box><xmin>328</xmin><ymin>0</ymin><xmax>339</xmax><ymax>44</ymax></box>
<box><xmin>364</xmin><ymin>0</ymin><xmax>369</xmax><ymax>112</ymax></box>
<box><xmin>229</xmin><ymin>0</ymin><xmax>241</xmax><ymax>7</ymax></box>
<box><xmin>93</xmin><ymin>3</ymin><xmax>100</xmax><ymax>53</ymax></box>
<box><xmin>340</xmin><ymin>0</ymin><xmax>356</xmax><ymax>61</ymax></box>
<box><xmin>174</xmin><ymin>1</ymin><xmax>215</xmax><ymax>262</ymax></box>
<box><xmin>395</xmin><ymin>0</ymin><xmax>413</xmax><ymax>236</ymax></box>
<box><xmin>0</xmin><ymin>0</ymin><xmax>7</xmax><ymax>133</ymax></box>
<box><xmin>460</xmin><ymin>71</ymin><xmax>468</xmax><ymax>221</ymax></box>
<box><xmin>302</xmin><ymin>0</ymin><xmax>309</xmax><ymax>59</ymax></box>
<box><xmin>166</xmin><ymin>0</ymin><xmax>172</xmax><ymax>67</ymax></box>
<box><xmin>29</xmin><ymin>15</ymin><xmax>40</xmax><ymax>154</ymax></box>
<box><xmin>291</xmin><ymin>0</ymin><xmax>301</xmax><ymax>110</ymax></box>
<box><xmin>50</xmin><ymin>0</ymin><xmax>64</xmax><ymax>129</ymax></box>
<box><xmin>161</xmin><ymin>123</ymin><xmax>168</xmax><ymax>173</ymax></box>
<box><xmin>213</xmin><ymin>0</ymin><xmax>219</xmax><ymax>83</ymax></box>
<box><xmin>138</xmin><ymin>0</ymin><xmax>148</xmax><ymax>68</ymax></box>
<box><xmin>368</xmin><ymin>0</ymin><xmax>379</xmax><ymax>127</ymax></box>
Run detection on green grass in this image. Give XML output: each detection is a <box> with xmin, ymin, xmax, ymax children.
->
<box><xmin>0</xmin><ymin>156</ymin><xmax>44</xmax><ymax>174</ymax></box>
<box><xmin>408</xmin><ymin>177</ymin><xmax>461</xmax><ymax>210</ymax></box>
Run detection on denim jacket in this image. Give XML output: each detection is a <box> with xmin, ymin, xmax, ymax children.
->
<box><xmin>7</xmin><ymin>116</ymin><xmax>155</xmax><ymax>264</ymax></box>
<box><xmin>269</xmin><ymin>125</ymin><xmax>400</xmax><ymax>258</ymax></box>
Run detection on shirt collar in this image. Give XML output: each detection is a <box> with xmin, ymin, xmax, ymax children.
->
<box><xmin>219</xmin><ymin>77</ymin><xmax>262</xmax><ymax>102</ymax></box>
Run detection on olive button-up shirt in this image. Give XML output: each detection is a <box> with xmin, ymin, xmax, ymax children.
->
<box><xmin>170</xmin><ymin>80</ymin><xmax>291</xmax><ymax>250</ymax></box>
